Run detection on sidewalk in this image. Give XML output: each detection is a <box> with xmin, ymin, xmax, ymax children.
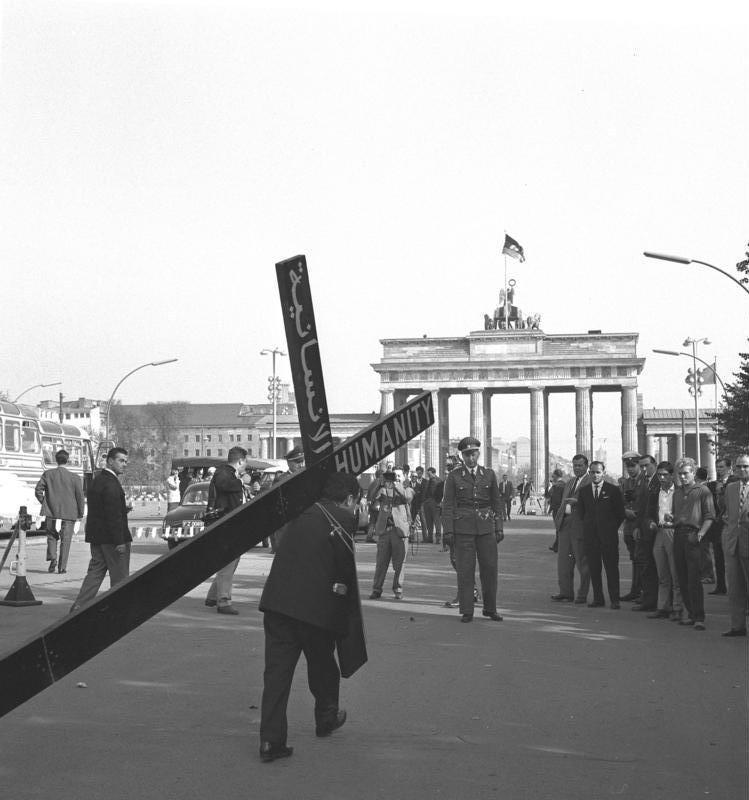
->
<box><xmin>0</xmin><ymin>517</ymin><xmax>745</xmax><ymax>800</ymax></box>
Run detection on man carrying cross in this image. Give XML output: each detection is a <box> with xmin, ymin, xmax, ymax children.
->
<box><xmin>258</xmin><ymin>471</ymin><xmax>360</xmax><ymax>762</ymax></box>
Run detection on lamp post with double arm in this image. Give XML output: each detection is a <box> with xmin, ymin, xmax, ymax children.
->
<box><xmin>260</xmin><ymin>348</ymin><xmax>286</xmax><ymax>459</ymax></box>
<box><xmin>643</xmin><ymin>252</ymin><xmax>749</xmax><ymax>299</ymax></box>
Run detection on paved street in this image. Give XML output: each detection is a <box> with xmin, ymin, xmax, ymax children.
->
<box><xmin>0</xmin><ymin>517</ymin><xmax>746</xmax><ymax>800</ymax></box>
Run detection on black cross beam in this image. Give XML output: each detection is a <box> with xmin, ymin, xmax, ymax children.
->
<box><xmin>0</xmin><ymin>392</ymin><xmax>433</xmax><ymax>719</ymax></box>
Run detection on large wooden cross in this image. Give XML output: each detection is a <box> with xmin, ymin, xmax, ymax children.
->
<box><xmin>0</xmin><ymin>256</ymin><xmax>433</xmax><ymax>718</ymax></box>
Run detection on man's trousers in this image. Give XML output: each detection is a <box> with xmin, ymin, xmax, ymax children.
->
<box><xmin>71</xmin><ymin>543</ymin><xmax>131</xmax><ymax>610</ymax></box>
<box><xmin>673</xmin><ymin>529</ymin><xmax>707</xmax><ymax>623</ymax></box>
<box><xmin>372</xmin><ymin>530</ymin><xmax>406</xmax><ymax>595</ymax></box>
<box><xmin>206</xmin><ymin>558</ymin><xmax>240</xmax><ymax>607</ymax></box>
<box><xmin>260</xmin><ymin>611</ymin><xmax>340</xmax><ymax>746</ymax></box>
<box><xmin>557</xmin><ymin>522</ymin><xmax>590</xmax><ymax>601</ymax></box>
<box><xmin>46</xmin><ymin>519</ymin><xmax>76</xmax><ymax>571</ymax></box>
<box><xmin>723</xmin><ymin>546</ymin><xmax>749</xmax><ymax>632</ymax></box>
<box><xmin>584</xmin><ymin>532</ymin><xmax>620</xmax><ymax>604</ymax></box>
<box><xmin>652</xmin><ymin>527</ymin><xmax>683</xmax><ymax>614</ymax></box>
<box><xmin>454</xmin><ymin>533</ymin><xmax>498</xmax><ymax>616</ymax></box>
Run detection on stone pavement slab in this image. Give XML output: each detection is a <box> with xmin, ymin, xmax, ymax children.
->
<box><xmin>0</xmin><ymin>518</ymin><xmax>745</xmax><ymax>800</ymax></box>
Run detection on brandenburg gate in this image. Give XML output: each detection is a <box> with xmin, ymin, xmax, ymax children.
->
<box><xmin>371</xmin><ymin>327</ymin><xmax>645</xmax><ymax>489</ymax></box>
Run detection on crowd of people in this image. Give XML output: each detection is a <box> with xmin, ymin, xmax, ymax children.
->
<box><xmin>29</xmin><ymin>439</ymin><xmax>747</xmax><ymax>763</ymax></box>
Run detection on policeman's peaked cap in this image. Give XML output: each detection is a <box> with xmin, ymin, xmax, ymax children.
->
<box><xmin>284</xmin><ymin>446</ymin><xmax>305</xmax><ymax>463</ymax></box>
<box><xmin>457</xmin><ymin>436</ymin><xmax>481</xmax><ymax>453</ymax></box>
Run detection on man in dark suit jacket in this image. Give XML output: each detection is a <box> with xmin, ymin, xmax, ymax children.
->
<box><xmin>720</xmin><ymin>454</ymin><xmax>749</xmax><ymax>636</ymax></box>
<box><xmin>516</xmin><ymin>475</ymin><xmax>533</xmax><ymax>515</ymax></box>
<box><xmin>35</xmin><ymin>449</ymin><xmax>85</xmax><ymax>574</ymax></box>
<box><xmin>578</xmin><ymin>460</ymin><xmax>626</xmax><ymax>609</ymax></box>
<box><xmin>258</xmin><ymin>472</ymin><xmax>359</xmax><ymax>762</ymax></box>
<box><xmin>498</xmin><ymin>474</ymin><xmax>514</xmax><ymax>520</ymax></box>
<box><xmin>70</xmin><ymin>447</ymin><xmax>131</xmax><ymax>612</ymax></box>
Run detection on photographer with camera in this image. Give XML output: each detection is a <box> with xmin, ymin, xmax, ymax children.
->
<box><xmin>204</xmin><ymin>446</ymin><xmax>248</xmax><ymax>615</ymax></box>
<box><xmin>368</xmin><ymin>467</ymin><xmax>413</xmax><ymax>600</ymax></box>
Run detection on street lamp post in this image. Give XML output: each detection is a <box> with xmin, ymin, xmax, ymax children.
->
<box><xmin>643</xmin><ymin>252</ymin><xmax>749</xmax><ymax>298</ymax></box>
<box><xmin>105</xmin><ymin>359</ymin><xmax>178</xmax><ymax>443</ymax></box>
<box><xmin>682</xmin><ymin>338</ymin><xmax>710</xmax><ymax>462</ymax></box>
<box><xmin>260</xmin><ymin>348</ymin><xmax>286</xmax><ymax>459</ymax></box>
<box><xmin>12</xmin><ymin>381</ymin><xmax>62</xmax><ymax>404</ymax></box>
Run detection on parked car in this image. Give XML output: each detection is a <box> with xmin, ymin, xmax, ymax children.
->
<box><xmin>161</xmin><ymin>480</ymin><xmax>210</xmax><ymax>549</ymax></box>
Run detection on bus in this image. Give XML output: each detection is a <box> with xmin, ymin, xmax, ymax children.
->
<box><xmin>0</xmin><ymin>400</ymin><xmax>95</xmax><ymax>533</ymax></box>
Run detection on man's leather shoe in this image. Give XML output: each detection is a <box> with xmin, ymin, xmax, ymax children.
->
<box><xmin>632</xmin><ymin>605</ymin><xmax>656</xmax><ymax>612</ymax></box>
<box><xmin>368</xmin><ymin>591</ymin><xmax>381</xmax><ymax>600</ymax></box>
<box><xmin>461</xmin><ymin>614</ymin><xmax>473</xmax><ymax>623</ymax></box>
<box><xmin>647</xmin><ymin>610</ymin><xmax>670</xmax><ymax>619</ymax></box>
<box><xmin>217</xmin><ymin>605</ymin><xmax>239</xmax><ymax>615</ymax></box>
<box><xmin>708</xmin><ymin>588</ymin><xmax>727</xmax><ymax>595</ymax></box>
<box><xmin>679</xmin><ymin>619</ymin><xmax>695</xmax><ymax>626</ymax></box>
<box><xmin>587</xmin><ymin>601</ymin><xmax>605</xmax><ymax>608</ymax></box>
<box><xmin>721</xmin><ymin>629</ymin><xmax>747</xmax><ymax>637</ymax></box>
<box><xmin>610</xmin><ymin>602</ymin><xmax>621</xmax><ymax>610</ymax></box>
<box><xmin>205</xmin><ymin>599</ymin><xmax>217</xmax><ymax>607</ymax></box>
<box><xmin>551</xmin><ymin>594</ymin><xmax>573</xmax><ymax>602</ymax></box>
<box><xmin>693</xmin><ymin>622</ymin><xmax>706</xmax><ymax>631</ymax></box>
<box><xmin>619</xmin><ymin>592</ymin><xmax>637</xmax><ymax>602</ymax></box>
<box><xmin>482</xmin><ymin>611</ymin><xmax>503</xmax><ymax>621</ymax></box>
<box><xmin>58</xmin><ymin>568</ymin><xmax>66</xmax><ymax>574</ymax></box>
<box><xmin>259</xmin><ymin>741</ymin><xmax>293</xmax><ymax>762</ymax></box>
<box><xmin>48</xmin><ymin>560</ymin><xmax>57</xmax><ymax>573</ymax></box>
<box><xmin>316</xmin><ymin>709</ymin><xmax>347</xmax><ymax>737</ymax></box>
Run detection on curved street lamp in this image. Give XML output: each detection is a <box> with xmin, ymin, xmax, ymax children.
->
<box><xmin>105</xmin><ymin>359</ymin><xmax>178</xmax><ymax>443</ymax></box>
<box><xmin>260</xmin><ymin>348</ymin><xmax>286</xmax><ymax>459</ymax></box>
<box><xmin>643</xmin><ymin>252</ymin><xmax>749</xmax><ymax>298</ymax></box>
<box><xmin>651</xmin><ymin>349</ymin><xmax>726</xmax><ymax>394</ymax></box>
<box><xmin>12</xmin><ymin>381</ymin><xmax>62</xmax><ymax>403</ymax></box>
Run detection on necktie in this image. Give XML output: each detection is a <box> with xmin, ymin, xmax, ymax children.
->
<box><xmin>741</xmin><ymin>482</ymin><xmax>748</xmax><ymax>509</ymax></box>
<box><xmin>594</xmin><ymin>485</ymin><xmax>600</xmax><ymax>501</ymax></box>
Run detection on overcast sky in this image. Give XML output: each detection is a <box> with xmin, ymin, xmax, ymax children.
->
<box><xmin>1</xmin><ymin>1</ymin><xmax>747</xmax><ymax>463</ymax></box>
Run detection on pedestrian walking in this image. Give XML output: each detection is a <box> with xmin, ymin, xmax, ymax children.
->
<box><xmin>70</xmin><ymin>447</ymin><xmax>131</xmax><ymax>612</ymax></box>
<box><xmin>258</xmin><ymin>472</ymin><xmax>360</xmax><ymax>762</ymax></box>
<box><xmin>369</xmin><ymin>467</ymin><xmax>413</xmax><ymax>600</ymax></box>
<box><xmin>35</xmin><ymin>449</ymin><xmax>85</xmax><ymax>574</ymax></box>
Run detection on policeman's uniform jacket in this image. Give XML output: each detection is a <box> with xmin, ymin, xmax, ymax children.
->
<box><xmin>259</xmin><ymin>500</ymin><xmax>356</xmax><ymax>637</ymax></box>
<box><xmin>442</xmin><ymin>465</ymin><xmax>503</xmax><ymax>536</ymax></box>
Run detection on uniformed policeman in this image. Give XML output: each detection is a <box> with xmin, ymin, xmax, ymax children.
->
<box><xmin>442</xmin><ymin>437</ymin><xmax>504</xmax><ymax>622</ymax></box>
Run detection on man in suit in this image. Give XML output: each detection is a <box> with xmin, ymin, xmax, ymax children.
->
<box><xmin>410</xmin><ymin>466</ymin><xmax>429</xmax><ymax>541</ymax></box>
<box><xmin>720</xmin><ymin>453</ymin><xmax>749</xmax><ymax>637</ymax></box>
<box><xmin>705</xmin><ymin>457</ymin><xmax>737</xmax><ymax>595</ymax></box>
<box><xmin>516</xmin><ymin>474</ymin><xmax>533</xmax><ymax>515</ymax></box>
<box><xmin>578</xmin><ymin>461</ymin><xmax>626</xmax><ymax>609</ymax></box>
<box><xmin>552</xmin><ymin>454</ymin><xmax>591</xmax><ymax>604</ymax></box>
<box><xmin>70</xmin><ymin>447</ymin><xmax>131</xmax><ymax>612</ymax></box>
<box><xmin>422</xmin><ymin>467</ymin><xmax>443</xmax><ymax>545</ymax></box>
<box><xmin>369</xmin><ymin>467</ymin><xmax>413</xmax><ymax>600</ymax></box>
<box><xmin>35</xmin><ymin>449</ymin><xmax>85</xmax><ymax>574</ymax></box>
<box><xmin>258</xmin><ymin>472</ymin><xmax>360</xmax><ymax>762</ymax></box>
<box><xmin>204</xmin><ymin>446</ymin><xmax>248</xmax><ymax>614</ymax></box>
<box><xmin>498</xmin><ymin>474</ymin><xmax>514</xmax><ymax>520</ymax></box>
<box><xmin>442</xmin><ymin>437</ymin><xmax>504</xmax><ymax>623</ymax></box>
<box><xmin>631</xmin><ymin>454</ymin><xmax>661</xmax><ymax>612</ymax></box>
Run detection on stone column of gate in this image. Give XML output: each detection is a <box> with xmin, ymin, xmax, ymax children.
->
<box><xmin>260</xmin><ymin>437</ymin><xmax>269</xmax><ymax>459</ymax></box>
<box><xmin>482</xmin><ymin>390</ymin><xmax>492</xmax><ymax>469</ymax></box>
<box><xmin>575</xmin><ymin>387</ymin><xmax>592</xmax><ymax>460</ymax></box>
<box><xmin>469</xmin><ymin>389</ymin><xmax>483</xmax><ymax>448</ymax></box>
<box><xmin>701</xmin><ymin>434</ymin><xmax>716</xmax><ymax>480</ymax></box>
<box><xmin>393</xmin><ymin>389</ymin><xmax>410</xmax><ymax>467</ymax></box>
<box><xmin>620</xmin><ymin>386</ymin><xmax>638</xmax><ymax>456</ymax></box>
<box><xmin>377</xmin><ymin>389</ymin><xmax>395</xmax><ymax>469</ymax></box>
<box><xmin>675</xmin><ymin>432</ymin><xmax>684</xmax><ymax>462</ymax></box>
<box><xmin>424</xmin><ymin>389</ymin><xmax>440</xmax><ymax>471</ymax></box>
<box><xmin>645</xmin><ymin>434</ymin><xmax>656</xmax><ymax>458</ymax></box>
<box><xmin>438</xmin><ymin>390</ymin><xmax>450</xmax><ymax>467</ymax></box>
<box><xmin>530</xmin><ymin>388</ymin><xmax>545</xmax><ymax>495</ymax></box>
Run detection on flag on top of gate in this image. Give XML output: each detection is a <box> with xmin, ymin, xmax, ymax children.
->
<box><xmin>502</xmin><ymin>234</ymin><xmax>525</xmax><ymax>262</ymax></box>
